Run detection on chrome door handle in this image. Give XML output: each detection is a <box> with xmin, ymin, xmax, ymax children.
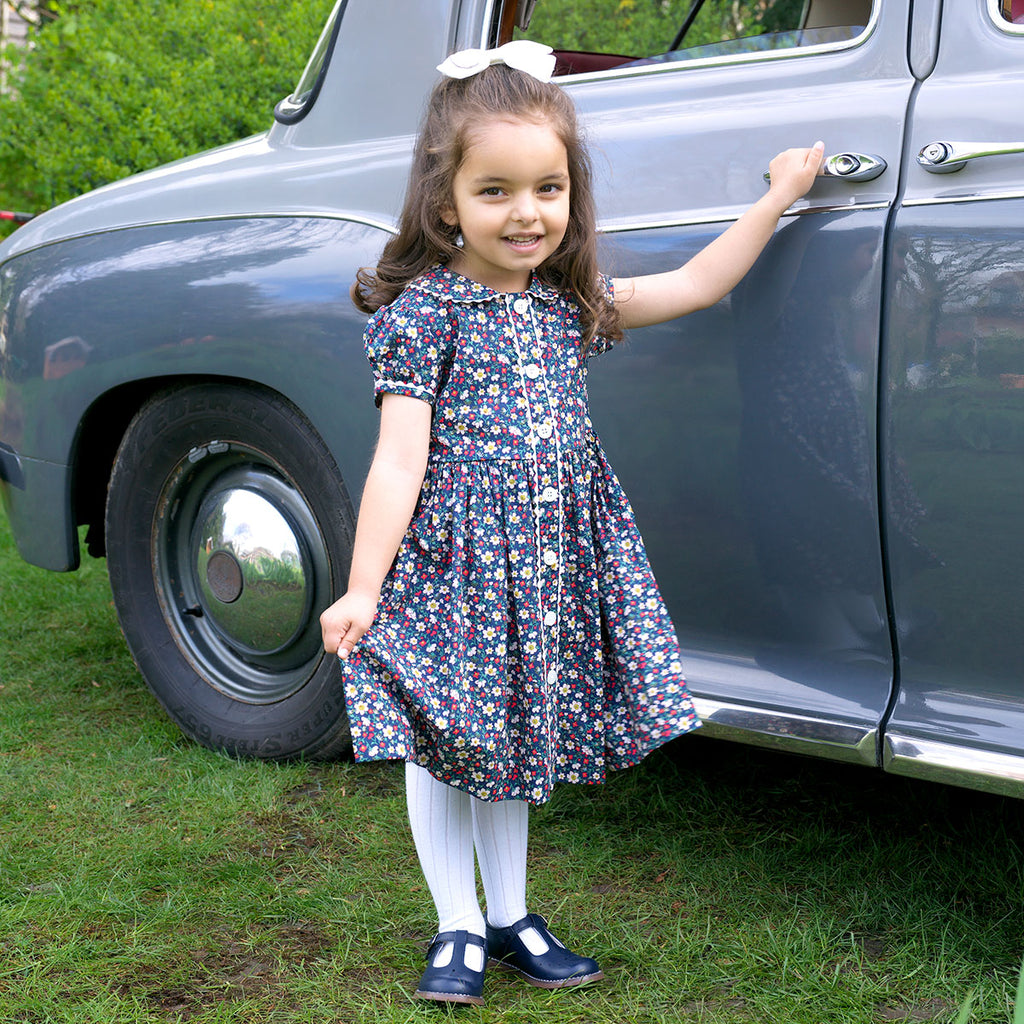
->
<box><xmin>918</xmin><ymin>140</ymin><xmax>1024</xmax><ymax>174</ymax></box>
<box><xmin>763</xmin><ymin>152</ymin><xmax>886</xmax><ymax>183</ymax></box>
<box><xmin>821</xmin><ymin>152</ymin><xmax>887</xmax><ymax>181</ymax></box>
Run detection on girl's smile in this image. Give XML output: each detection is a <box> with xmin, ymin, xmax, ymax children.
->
<box><xmin>443</xmin><ymin>117</ymin><xmax>570</xmax><ymax>292</ymax></box>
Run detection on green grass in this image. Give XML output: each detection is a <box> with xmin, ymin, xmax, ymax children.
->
<box><xmin>1</xmin><ymin>512</ymin><xmax>1023</xmax><ymax>1023</ymax></box>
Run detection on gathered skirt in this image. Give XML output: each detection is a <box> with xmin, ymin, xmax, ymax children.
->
<box><xmin>341</xmin><ymin>438</ymin><xmax>700</xmax><ymax>804</ymax></box>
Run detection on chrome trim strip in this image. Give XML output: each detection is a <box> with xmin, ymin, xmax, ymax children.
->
<box><xmin>786</xmin><ymin>200</ymin><xmax>892</xmax><ymax>216</ymax></box>
<box><xmin>902</xmin><ymin>190</ymin><xmax>1024</xmax><ymax>208</ymax></box>
<box><xmin>883</xmin><ymin>733</ymin><xmax>1024</xmax><ymax>798</ymax></box>
<box><xmin>107</xmin><ymin>209</ymin><xmax>401</xmax><ymax>235</ymax></box>
<box><xmin>555</xmin><ymin>5</ymin><xmax>880</xmax><ymax>84</ymax></box>
<box><xmin>1</xmin><ymin>211</ymin><xmax>400</xmax><ymax>258</ymax></box>
<box><xmin>986</xmin><ymin>0</ymin><xmax>1024</xmax><ymax>35</ymax></box>
<box><xmin>600</xmin><ymin>213</ymin><xmax>750</xmax><ymax>233</ymax></box>
<box><xmin>475</xmin><ymin>0</ymin><xmax>499</xmax><ymax>47</ymax></box>
<box><xmin>5</xmin><ymin>198</ymin><xmax>898</xmax><ymax>261</ymax></box>
<box><xmin>598</xmin><ymin>201</ymin><xmax>891</xmax><ymax>235</ymax></box>
<box><xmin>692</xmin><ymin>696</ymin><xmax>879</xmax><ymax>767</ymax></box>
<box><xmin>5</xmin><ymin>197</ymin><xmax>898</xmax><ymax>264</ymax></box>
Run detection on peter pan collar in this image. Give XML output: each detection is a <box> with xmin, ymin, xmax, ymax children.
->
<box><xmin>410</xmin><ymin>264</ymin><xmax>562</xmax><ymax>305</ymax></box>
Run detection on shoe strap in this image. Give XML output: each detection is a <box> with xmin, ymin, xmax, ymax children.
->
<box><xmin>511</xmin><ymin>913</ymin><xmax>549</xmax><ymax>937</ymax></box>
<box><xmin>507</xmin><ymin>913</ymin><xmax>570</xmax><ymax>951</ymax></box>
<box><xmin>425</xmin><ymin>929</ymin><xmax>486</xmax><ymax>960</ymax></box>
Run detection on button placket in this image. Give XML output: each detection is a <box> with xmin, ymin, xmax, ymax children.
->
<box><xmin>506</xmin><ymin>294</ymin><xmax>563</xmax><ymax>713</ymax></box>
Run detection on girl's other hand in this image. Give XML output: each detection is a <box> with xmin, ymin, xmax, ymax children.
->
<box><xmin>320</xmin><ymin>589</ymin><xmax>380</xmax><ymax>660</ymax></box>
<box><xmin>766</xmin><ymin>141</ymin><xmax>825</xmax><ymax>210</ymax></box>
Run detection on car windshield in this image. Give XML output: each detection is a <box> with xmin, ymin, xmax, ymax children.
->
<box><xmin>274</xmin><ymin>0</ymin><xmax>345</xmax><ymax>124</ymax></box>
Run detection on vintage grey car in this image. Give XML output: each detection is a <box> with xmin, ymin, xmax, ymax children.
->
<box><xmin>2</xmin><ymin>0</ymin><xmax>1023</xmax><ymax>795</ymax></box>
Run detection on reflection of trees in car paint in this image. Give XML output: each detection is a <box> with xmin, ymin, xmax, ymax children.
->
<box><xmin>733</xmin><ymin>219</ymin><xmax>931</xmax><ymax>666</ymax></box>
<box><xmin>898</xmin><ymin>234</ymin><xmax>1024</xmax><ymax>382</ymax></box>
<box><xmin>887</xmin><ymin>226</ymin><xmax>1024</xmax><ymax>685</ymax></box>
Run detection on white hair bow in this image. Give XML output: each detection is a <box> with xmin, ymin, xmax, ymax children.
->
<box><xmin>436</xmin><ymin>39</ymin><xmax>556</xmax><ymax>83</ymax></box>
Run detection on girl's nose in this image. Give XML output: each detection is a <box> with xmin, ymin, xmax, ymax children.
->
<box><xmin>511</xmin><ymin>193</ymin><xmax>538</xmax><ymax>223</ymax></box>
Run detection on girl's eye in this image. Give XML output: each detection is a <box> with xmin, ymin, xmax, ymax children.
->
<box><xmin>538</xmin><ymin>183</ymin><xmax>562</xmax><ymax>195</ymax></box>
<box><xmin>481</xmin><ymin>187</ymin><xmax>504</xmax><ymax>197</ymax></box>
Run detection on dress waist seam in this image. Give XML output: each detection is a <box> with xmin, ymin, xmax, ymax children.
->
<box><xmin>429</xmin><ymin>444</ymin><xmax>591</xmax><ymax>467</ymax></box>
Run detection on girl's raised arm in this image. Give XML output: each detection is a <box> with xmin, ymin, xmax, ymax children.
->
<box><xmin>320</xmin><ymin>392</ymin><xmax>432</xmax><ymax>658</ymax></box>
<box><xmin>612</xmin><ymin>142</ymin><xmax>824</xmax><ymax>330</ymax></box>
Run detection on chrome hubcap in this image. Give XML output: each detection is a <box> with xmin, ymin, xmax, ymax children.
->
<box><xmin>155</xmin><ymin>442</ymin><xmax>330</xmax><ymax>703</ymax></box>
<box><xmin>194</xmin><ymin>487</ymin><xmax>310</xmax><ymax>655</ymax></box>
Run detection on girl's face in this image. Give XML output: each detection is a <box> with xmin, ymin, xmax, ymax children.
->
<box><xmin>442</xmin><ymin>117</ymin><xmax>570</xmax><ymax>293</ymax></box>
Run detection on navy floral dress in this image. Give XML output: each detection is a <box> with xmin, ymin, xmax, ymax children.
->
<box><xmin>341</xmin><ymin>265</ymin><xmax>699</xmax><ymax>804</ymax></box>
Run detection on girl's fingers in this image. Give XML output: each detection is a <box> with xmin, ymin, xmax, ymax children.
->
<box><xmin>338</xmin><ymin>631</ymin><xmax>366</xmax><ymax>660</ymax></box>
<box><xmin>321</xmin><ymin>618</ymin><xmax>349</xmax><ymax>653</ymax></box>
<box><xmin>337</xmin><ymin>622</ymin><xmax>369</xmax><ymax>659</ymax></box>
<box><xmin>320</xmin><ymin>595</ymin><xmax>378</xmax><ymax>657</ymax></box>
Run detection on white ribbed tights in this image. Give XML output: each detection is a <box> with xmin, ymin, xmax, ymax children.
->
<box><xmin>405</xmin><ymin>762</ymin><xmax>548</xmax><ymax>969</ymax></box>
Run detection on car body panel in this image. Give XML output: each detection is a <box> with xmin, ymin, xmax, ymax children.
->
<box><xmin>0</xmin><ymin>456</ymin><xmax>75</xmax><ymax>570</ymax></box>
<box><xmin>1</xmin><ymin>216</ymin><xmax>387</xmax><ymax>568</ymax></box>
<box><xmin>882</xmin><ymin>0</ymin><xmax>1024</xmax><ymax>774</ymax></box>
<box><xmin>592</xmin><ymin>213</ymin><xmax>894</xmax><ymax>764</ymax></box>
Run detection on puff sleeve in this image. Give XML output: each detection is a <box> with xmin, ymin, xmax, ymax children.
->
<box><xmin>363</xmin><ymin>293</ymin><xmax>458</xmax><ymax>408</ymax></box>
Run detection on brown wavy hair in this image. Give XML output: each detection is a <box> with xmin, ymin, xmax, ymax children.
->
<box><xmin>351</xmin><ymin>63</ymin><xmax>621</xmax><ymax>353</ymax></box>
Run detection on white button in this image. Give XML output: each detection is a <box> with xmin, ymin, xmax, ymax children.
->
<box><xmin>544</xmin><ymin>610</ymin><xmax>557</xmax><ymax>626</ymax></box>
<box><xmin>546</xmin><ymin>668</ymin><xmax>558</xmax><ymax>686</ymax></box>
<box><xmin>513</xmin><ymin>297</ymin><xmax>530</xmax><ymax>315</ymax></box>
<box><xmin>542</xmin><ymin>487</ymin><xmax>558</xmax><ymax>502</ymax></box>
<box><xmin>524</xmin><ymin>364</ymin><xmax>541</xmax><ymax>379</ymax></box>
<box><xmin>536</xmin><ymin>422</ymin><xmax>553</xmax><ymax>439</ymax></box>
<box><xmin>543</xmin><ymin>549</ymin><xmax>558</xmax><ymax>566</ymax></box>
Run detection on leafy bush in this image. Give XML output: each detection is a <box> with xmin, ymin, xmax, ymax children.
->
<box><xmin>0</xmin><ymin>0</ymin><xmax>330</xmax><ymax>223</ymax></box>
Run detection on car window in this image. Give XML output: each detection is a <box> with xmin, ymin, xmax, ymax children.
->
<box><xmin>994</xmin><ymin>0</ymin><xmax>1024</xmax><ymax>26</ymax></box>
<box><xmin>513</xmin><ymin>0</ymin><xmax>874</xmax><ymax>76</ymax></box>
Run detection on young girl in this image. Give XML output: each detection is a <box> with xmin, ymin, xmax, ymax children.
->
<box><xmin>320</xmin><ymin>39</ymin><xmax>823</xmax><ymax>1006</ymax></box>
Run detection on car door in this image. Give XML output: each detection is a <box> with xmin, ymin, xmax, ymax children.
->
<box><xmin>515</xmin><ymin>0</ymin><xmax>916</xmax><ymax>765</ymax></box>
<box><xmin>882</xmin><ymin>0</ymin><xmax>1024</xmax><ymax>792</ymax></box>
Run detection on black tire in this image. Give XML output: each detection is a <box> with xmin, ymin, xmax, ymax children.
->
<box><xmin>105</xmin><ymin>382</ymin><xmax>355</xmax><ymax>759</ymax></box>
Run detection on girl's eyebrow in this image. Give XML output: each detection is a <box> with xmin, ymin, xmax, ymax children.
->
<box><xmin>470</xmin><ymin>171</ymin><xmax>570</xmax><ymax>185</ymax></box>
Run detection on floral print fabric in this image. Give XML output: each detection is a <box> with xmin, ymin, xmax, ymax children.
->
<box><xmin>341</xmin><ymin>265</ymin><xmax>699</xmax><ymax>804</ymax></box>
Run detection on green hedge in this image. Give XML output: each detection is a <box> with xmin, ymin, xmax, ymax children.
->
<box><xmin>0</xmin><ymin>0</ymin><xmax>330</xmax><ymax>227</ymax></box>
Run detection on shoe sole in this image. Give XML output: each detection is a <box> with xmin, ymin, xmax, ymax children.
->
<box><xmin>414</xmin><ymin>988</ymin><xmax>485</xmax><ymax>1006</ymax></box>
<box><xmin>488</xmin><ymin>958</ymin><xmax>605</xmax><ymax>990</ymax></box>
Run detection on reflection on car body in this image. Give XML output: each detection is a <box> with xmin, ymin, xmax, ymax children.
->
<box><xmin>1</xmin><ymin>0</ymin><xmax>1023</xmax><ymax>796</ymax></box>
